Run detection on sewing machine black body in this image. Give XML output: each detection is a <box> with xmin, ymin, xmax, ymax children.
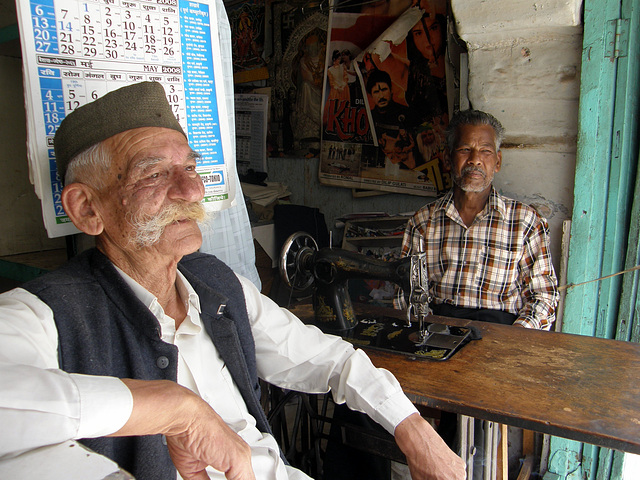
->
<box><xmin>280</xmin><ymin>232</ymin><xmax>476</xmax><ymax>360</ymax></box>
<box><xmin>311</xmin><ymin>248</ymin><xmax>413</xmax><ymax>333</ymax></box>
<box><xmin>279</xmin><ymin>231</ymin><xmax>423</xmax><ymax>334</ymax></box>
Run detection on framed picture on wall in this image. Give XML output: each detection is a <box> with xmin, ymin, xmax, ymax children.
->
<box><xmin>272</xmin><ymin>8</ymin><xmax>329</xmax><ymax>156</ymax></box>
<box><xmin>225</xmin><ymin>0</ymin><xmax>270</xmax><ymax>83</ymax></box>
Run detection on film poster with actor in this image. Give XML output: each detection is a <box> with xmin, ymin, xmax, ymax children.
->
<box><xmin>318</xmin><ymin>0</ymin><xmax>451</xmax><ymax>197</ymax></box>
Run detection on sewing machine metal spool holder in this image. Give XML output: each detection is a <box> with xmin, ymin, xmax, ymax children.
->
<box><xmin>278</xmin><ymin>231</ymin><xmax>429</xmax><ymax>333</ymax></box>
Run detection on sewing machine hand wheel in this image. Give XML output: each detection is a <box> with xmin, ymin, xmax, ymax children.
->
<box><xmin>279</xmin><ymin>232</ymin><xmax>318</xmax><ymax>290</ymax></box>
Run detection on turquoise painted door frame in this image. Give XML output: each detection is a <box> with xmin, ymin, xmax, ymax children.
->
<box><xmin>545</xmin><ymin>0</ymin><xmax>640</xmax><ymax>479</ymax></box>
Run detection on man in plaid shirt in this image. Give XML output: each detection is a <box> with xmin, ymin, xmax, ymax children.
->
<box><xmin>401</xmin><ymin>110</ymin><xmax>558</xmax><ymax>330</ymax></box>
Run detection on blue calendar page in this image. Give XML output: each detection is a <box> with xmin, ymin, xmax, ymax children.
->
<box><xmin>17</xmin><ymin>0</ymin><xmax>234</xmax><ymax>237</ymax></box>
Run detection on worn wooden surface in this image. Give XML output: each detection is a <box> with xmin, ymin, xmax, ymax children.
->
<box><xmin>287</xmin><ymin>302</ymin><xmax>640</xmax><ymax>454</ymax></box>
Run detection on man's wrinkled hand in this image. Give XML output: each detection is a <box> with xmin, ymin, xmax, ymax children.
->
<box><xmin>164</xmin><ymin>402</ymin><xmax>255</xmax><ymax>480</ymax></box>
<box><xmin>395</xmin><ymin>413</ymin><xmax>466</xmax><ymax>480</ymax></box>
<box><xmin>115</xmin><ymin>379</ymin><xmax>256</xmax><ymax>480</ymax></box>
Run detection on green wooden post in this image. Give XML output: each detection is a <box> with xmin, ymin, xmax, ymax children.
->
<box><xmin>616</xmin><ymin>165</ymin><xmax>640</xmax><ymax>342</ymax></box>
<box><xmin>610</xmin><ymin>4</ymin><xmax>640</xmax><ymax>480</ymax></box>
<box><xmin>617</xmin><ymin>155</ymin><xmax>640</xmax><ymax>343</ymax></box>
<box><xmin>561</xmin><ymin>0</ymin><xmax>619</xmax><ymax>339</ymax></box>
<box><xmin>599</xmin><ymin>0</ymin><xmax>640</xmax><ymax>341</ymax></box>
<box><xmin>615</xmin><ymin>82</ymin><xmax>640</xmax><ymax>342</ymax></box>
<box><xmin>546</xmin><ymin>0</ymin><xmax>640</xmax><ymax>479</ymax></box>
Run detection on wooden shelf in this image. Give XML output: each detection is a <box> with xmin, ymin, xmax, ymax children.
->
<box><xmin>342</xmin><ymin>216</ymin><xmax>409</xmax><ymax>251</ymax></box>
<box><xmin>344</xmin><ymin>236</ymin><xmax>404</xmax><ymax>247</ymax></box>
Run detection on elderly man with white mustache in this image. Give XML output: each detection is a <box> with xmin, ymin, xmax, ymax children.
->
<box><xmin>0</xmin><ymin>82</ymin><xmax>466</xmax><ymax>480</ymax></box>
<box><xmin>401</xmin><ymin>109</ymin><xmax>558</xmax><ymax>329</ymax></box>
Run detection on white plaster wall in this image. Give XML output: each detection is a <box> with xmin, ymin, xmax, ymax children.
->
<box><xmin>452</xmin><ymin>0</ymin><xmax>582</xmax><ymax>36</ymax></box>
<box><xmin>451</xmin><ymin>0</ymin><xmax>583</xmax><ymax>273</ymax></box>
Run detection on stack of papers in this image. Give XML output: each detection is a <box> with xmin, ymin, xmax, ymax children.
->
<box><xmin>241</xmin><ymin>182</ymin><xmax>292</xmax><ymax>207</ymax></box>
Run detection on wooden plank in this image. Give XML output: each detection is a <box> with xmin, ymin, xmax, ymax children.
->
<box><xmin>458</xmin><ymin>415</ymin><xmax>474</xmax><ymax>479</ymax></box>
<box><xmin>522</xmin><ymin>430</ymin><xmax>535</xmax><ymax>455</ymax></box>
<box><xmin>517</xmin><ymin>455</ymin><xmax>535</xmax><ymax>480</ymax></box>
<box><xmin>485</xmin><ymin>422</ymin><xmax>495</xmax><ymax>480</ymax></box>
<box><xmin>497</xmin><ymin>424</ymin><xmax>508</xmax><ymax>480</ymax></box>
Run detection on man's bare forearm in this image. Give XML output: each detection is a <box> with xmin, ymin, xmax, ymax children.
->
<box><xmin>113</xmin><ymin>379</ymin><xmax>255</xmax><ymax>480</ymax></box>
<box><xmin>113</xmin><ymin>379</ymin><xmax>198</xmax><ymax>437</ymax></box>
<box><xmin>395</xmin><ymin>413</ymin><xmax>466</xmax><ymax>480</ymax></box>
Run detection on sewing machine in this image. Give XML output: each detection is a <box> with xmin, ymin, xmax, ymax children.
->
<box><xmin>279</xmin><ymin>232</ymin><xmax>475</xmax><ymax>360</ymax></box>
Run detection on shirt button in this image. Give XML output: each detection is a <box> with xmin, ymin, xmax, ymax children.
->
<box><xmin>156</xmin><ymin>356</ymin><xmax>170</xmax><ymax>369</ymax></box>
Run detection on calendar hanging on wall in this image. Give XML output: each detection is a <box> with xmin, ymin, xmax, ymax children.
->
<box><xmin>16</xmin><ymin>0</ymin><xmax>236</xmax><ymax>237</ymax></box>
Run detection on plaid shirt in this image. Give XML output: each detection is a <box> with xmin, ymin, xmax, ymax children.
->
<box><xmin>401</xmin><ymin>187</ymin><xmax>558</xmax><ymax>329</ymax></box>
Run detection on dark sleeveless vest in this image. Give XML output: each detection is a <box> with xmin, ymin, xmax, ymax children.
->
<box><xmin>23</xmin><ymin>248</ymin><xmax>271</xmax><ymax>480</ymax></box>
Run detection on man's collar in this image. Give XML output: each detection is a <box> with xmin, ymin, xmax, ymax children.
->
<box><xmin>176</xmin><ymin>269</ymin><xmax>202</xmax><ymax>314</ymax></box>
<box><xmin>435</xmin><ymin>186</ymin><xmax>506</xmax><ymax>220</ymax></box>
<box><xmin>486</xmin><ymin>187</ymin><xmax>507</xmax><ymax>218</ymax></box>
<box><xmin>113</xmin><ymin>264</ymin><xmax>202</xmax><ymax>315</ymax></box>
<box><xmin>433</xmin><ymin>189</ymin><xmax>455</xmax><ymax>214</ymax></box>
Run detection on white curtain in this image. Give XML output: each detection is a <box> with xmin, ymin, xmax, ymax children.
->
<box><xmin>199</xmin><ymin>0</ymin><xmax>260</xmax><ymax>290</ymax></box>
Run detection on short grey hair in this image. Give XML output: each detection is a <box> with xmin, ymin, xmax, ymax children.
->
<box><xmin>64</xmin><ymin>142</ymin><xmax>112</xmax><ymax>190</ymax></box>
<box><xmin>445</xmin><ymin>110</ymin><xmax>505</xmax><ymax>151</ymax></box>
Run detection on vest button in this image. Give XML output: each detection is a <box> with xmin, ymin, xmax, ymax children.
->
<box><xmin>156</xmin><ymin>356</ymin><xmax>170</xmax><ymax>369</ymax></box>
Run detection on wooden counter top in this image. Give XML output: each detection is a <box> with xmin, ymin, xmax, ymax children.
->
<box><xmin>287</xmin><ymin>302</ymin><xmax>640</xmax><ymax>454</ymax></box>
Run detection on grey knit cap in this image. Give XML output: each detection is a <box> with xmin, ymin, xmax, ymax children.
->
<box><xmin>53</xmin><ymin>81</ymin><xmax>186</xmax><ymax>181</ymax></box>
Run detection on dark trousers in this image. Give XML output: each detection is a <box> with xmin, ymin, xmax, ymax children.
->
<box><xmin>322</xmin><ymin>405</ymin><xmax>392</xmax><ymax>480</ymax></box>
<box><xmin>431</xmin><ymin>303</ymin><xmax>517</xmax><ymax>325</ymax></box>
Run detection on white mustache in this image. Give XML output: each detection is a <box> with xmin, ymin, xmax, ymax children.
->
<box><xmin>127</xmin><ymin>202</ymin><xmax>207</xmax><ymax>248</ymax></box>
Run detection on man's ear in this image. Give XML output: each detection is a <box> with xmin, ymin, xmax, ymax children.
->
<box><xmin>495</xmin><ymin>150</ymin><xmax>503</xmax><ymax>173</ymax></box>
<box><xmin>61</xmin><ymin>183</ymin><xmax>104</xmax><ymax>236</ymax></box>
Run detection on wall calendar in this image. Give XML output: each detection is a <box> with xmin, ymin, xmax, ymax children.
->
<box><xmin>16</xmin><ymin>0</ymin><xmax>235</xmax><ymax>237</ymax></box>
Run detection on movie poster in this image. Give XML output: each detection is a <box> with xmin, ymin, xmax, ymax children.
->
<box><xmin>319</xmin><ymin>0</ymin><xmax>451</xmax><ymax>196</ymax></box>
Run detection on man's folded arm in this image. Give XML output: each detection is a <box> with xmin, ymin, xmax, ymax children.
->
<box><xmin>516</xmin><ymin>217</ymin><xmax>559</xmax><ymax>330</ymax></box>
<box><xmin>115</xmin><ymin>379</ymin><xmax>256</xmax><ymax>480</ymax></box>
<box><xmin>0</xmin><ymin>289</ymin><xmax>256</xmax><ymax>478</ymax></box>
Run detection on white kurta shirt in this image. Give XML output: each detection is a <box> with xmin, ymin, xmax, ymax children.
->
<box><xmin>0</xmin><ymin>268</ymin><xmax>417</xmax><ymax>479</ymax></box>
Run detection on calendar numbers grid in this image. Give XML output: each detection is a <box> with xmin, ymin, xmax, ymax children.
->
<box><xmin>23</xmin><ymin>0</ymin><xmax>228</xmax><ymax>233</ymax></box>
<box><xmin>29</xmin><ymin>0</ymin><xmax>188</xmax><ymax>222</ymax></box>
